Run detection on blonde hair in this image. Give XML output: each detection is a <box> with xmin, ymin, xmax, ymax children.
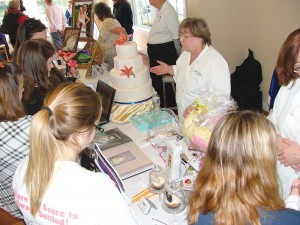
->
<box><xmin>24</xmin><ymin>83</ymin><xmax>102</xmax><ymax>216</ymax></box>
<box><xmin>188</xmin><ymin>110</ymin><xmax>284</xmax><ymax>225</ymax></box>
<box><xmin>179</xmin><ymin>17</ymin><xmax>211</xmax><ymax>45</ymax></box>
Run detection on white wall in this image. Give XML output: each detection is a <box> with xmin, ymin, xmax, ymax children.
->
<box><xmin>190</xmin><ymin>0</ymin><xmax>300</xmax><ymax>110</ymax></box>
<box><xmin>245</xmin><ymin>0</ymin><xmax>299</xmax><ymax>110</ymax></box>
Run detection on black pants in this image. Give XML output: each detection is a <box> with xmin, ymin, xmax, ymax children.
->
<box><xmin>147</xmin><ymin>41</ymin><xmax>178</xmax><ymax>108</ymax></box>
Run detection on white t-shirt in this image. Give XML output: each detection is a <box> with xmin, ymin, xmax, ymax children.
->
<box><xmin>173</xmin><ymin>45</ymin><xmax>231</xmax><ymax>121</ymax></box>
<box><xmin>13</xmin><ymin>157</ymin><xmax>138</xmax><ymax>225</ymax></box>
<box><xmin>267</xmin><ymin>78</ymin><xmax>300</xmax><ymax>199</ymax></box>
<box><xmin>148</xmin><ymin>1</ymin><xmax>179</xmax><ymax>44</ymax></box>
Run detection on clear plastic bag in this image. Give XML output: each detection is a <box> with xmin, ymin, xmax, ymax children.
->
<box><xmin>182</xmin><ymin>89</ymin><xmax>236</xmax><ymax>151</ymax></box>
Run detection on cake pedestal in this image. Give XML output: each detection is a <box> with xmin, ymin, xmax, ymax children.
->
<box><xmin>110</xmin><ymin>98</ymin><xmax>153</xmax><ymax>124</ymax></box>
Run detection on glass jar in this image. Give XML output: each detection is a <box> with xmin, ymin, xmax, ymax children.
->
<box><xmin>149</xmin><ymin>165</ymin><xmax>166</xmax><ymax>193</ymax></box>
<box><xmin>161</xmin><ymin>180</ymin><xmax>186</xmax><ymax>213</ymax></box>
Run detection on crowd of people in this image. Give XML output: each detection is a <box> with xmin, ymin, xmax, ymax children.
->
<box><xmin>0</xmin><ymin>0</ymin><xmax>300</xmax><ymax>224</ymax></box>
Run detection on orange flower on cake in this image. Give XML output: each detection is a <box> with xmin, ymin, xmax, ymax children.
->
<box><xmin>115</xmin><ymin>34</ymin><xmax>132</xmax><ymax>45</ymax></box>
<box><xmin>120</xmin><ymin>65</ymin><xmax>135</xmax><ymax>78</ymax></box>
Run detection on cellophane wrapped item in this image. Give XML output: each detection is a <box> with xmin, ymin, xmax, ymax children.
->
<box><xmin>182</xmin><ymin>89</ymin><xmax>236</xmax><ymax>151</ymax></box>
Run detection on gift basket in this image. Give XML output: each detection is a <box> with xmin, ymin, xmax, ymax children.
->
<box><xmin>182</xmin><ymin>89</ymin><xmax>236</xmax><ymax>152</ymax></box>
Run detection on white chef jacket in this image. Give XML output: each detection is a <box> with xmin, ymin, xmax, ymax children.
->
<box><xmin>268</xmin><ymin>78</ymin><xmax>300</xmax><ymax>200</ymax></box>
<box><xmin>173</xmin><ymin>45</ymin><xmax>231</xmax><ymax>121</ymax></box>
<box><xmin>148</xmin><ymin>1</ymin><xmax>179</xmax><ymax>44</ymax></box>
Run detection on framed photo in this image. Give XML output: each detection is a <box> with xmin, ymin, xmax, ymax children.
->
<box><xmin>62</xmin><ymin>27</ymin><xmax>81</xmax><ymax>52</ymax></box>
<box><xmin>72</xmin><ymin>0</ymin><xmax>94</xmax><ymax>40</ymax></box>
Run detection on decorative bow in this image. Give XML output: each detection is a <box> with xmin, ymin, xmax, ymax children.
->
<box><xmin>120</xmin><ymin>65</ymin><xmax>135</xmax><ymax>78</ymax></box>
<box><xmin>115</xmin><ymin>34</ymin><xmax>132</xmax><ymax>45</ymax></box>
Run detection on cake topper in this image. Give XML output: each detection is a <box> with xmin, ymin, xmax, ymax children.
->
<box><xmin>115</xmin><ymin>34</ymin><xmax>132</xmax><ymax>45</ymax></box>
<box><xmin>120</xmin><ymin>65</ymin><xmax>135</xmax><ymax>78</ymax></box>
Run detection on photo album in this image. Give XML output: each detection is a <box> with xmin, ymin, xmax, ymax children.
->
<box><xmin>94</xmin><ymin>127</ymin><xmax>153</xmax><ymax>180</ymax></box>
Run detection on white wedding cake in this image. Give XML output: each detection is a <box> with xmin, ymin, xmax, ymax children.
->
<box><xmin>109</xmin><ymin>41</ymin><xmax>154</xmax><ymax>103</ymax></box>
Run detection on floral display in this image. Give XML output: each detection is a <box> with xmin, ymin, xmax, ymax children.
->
<box><xmin>57</xmin><ymin>50</ymin><xmax>77</xmax><ymax>63</ymax></box>
<box><xmin>115</xmin><ymin>34</ymin><xmax>132</xmax><ymax>45</ymax></box>
<box><xmin>182</xmin><ymin>89</ymin><xmax>236</xmax><ymax>151</ymax></box>
<box><xmin>67</xmin><ymin>59</ymin><xmax>78</xmax><ymax>77</ymax></box>
<box><xmin>120</xmin><ymin>65</ymin><xmax>135</xmax><ymax>78</ymax></box>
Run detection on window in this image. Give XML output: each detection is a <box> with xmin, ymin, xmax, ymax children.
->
<box><xmin>131</xmin><ymin>0</ymin><xmax>186</xmax><ymax>29</ymax></box>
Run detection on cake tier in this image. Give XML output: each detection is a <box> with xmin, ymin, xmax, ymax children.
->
<box><xmin>116</xmin><ymin>42</ymin><xmax>138</xmax><ymax>59</ymax></box>
<box><xmin>110</xmin><ymin>66</ymin><xmax>149</xmax><ymax>89</ymax></box>
<box><xmin>113</xmin><ymin>54</ymin><xmax>144</xmax><ymax>73</ymax></box>
<box><xmin>112</xmin><ymin>79</ymin><xmax>154</xmax><ymax>103</ymax></box>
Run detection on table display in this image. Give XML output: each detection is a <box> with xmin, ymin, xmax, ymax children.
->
<box><xmin>102</xmin><ymin>122</ymin><xmax>195</xmax><ymax>225</ymax></box>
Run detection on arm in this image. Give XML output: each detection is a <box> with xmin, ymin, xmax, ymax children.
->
<box><xmin>150</xmin><ymin>60</ymin><xmax>174</xmax><ymax>76</ymax></box>
<box><xmin>110</xmin><ymin>26</ymin><xmax>126</xmax><ymax>35</ymax></box>
<box><xmin>84</xmin><ymin>15</ymin><xmax>90</xmax><ymax>26</ymax></box>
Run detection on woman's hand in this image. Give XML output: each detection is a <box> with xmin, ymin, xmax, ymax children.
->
<box><xmin>278</xmin><ymin>137</ymin><xmax>300</xmax><ymax>167</ymax></box>
<box><xmin>150</xmin><ymin>60</ymin><xmax>173</xmax><ymax>76</ymax></box>
<box><xmin>183</xmin><ymin>105</ymin><xmax>193</xmax><ymax>118</ymax></box>
<box><xmin>290</xmin><ymin>178</ymin><xmax>300</xmax><ymax>196</ymax></box>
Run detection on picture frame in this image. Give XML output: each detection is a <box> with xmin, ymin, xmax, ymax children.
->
<box><xmin>72</xmin><ymin>0</ymin><xmax>94</xmax><ymax>40</ymax></box>
<box><xmin>62</xmin><ymin>27</ymin><xmax>81</xmax><ymax>52</ymax></box>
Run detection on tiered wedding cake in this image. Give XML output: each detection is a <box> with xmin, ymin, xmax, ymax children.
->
<box><xmin>110</xmin><ymin>41</ymin><xmax>154</xmax><ymax>103</ymax></box>
<box><xmin>110</xmin><ymin>34</ymin><xmax>154</xmax><ymax>123</ymax></box>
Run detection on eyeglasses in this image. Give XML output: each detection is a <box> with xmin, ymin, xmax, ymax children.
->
<box><xmin>179</xmin><ymin>33</ymin><xmax>194</xmax><ymax>40</ymax></box>
<box><xmin>94</xmin><ymin>124</ymin><xmax>104</xmax><ymax>134</ymax></box>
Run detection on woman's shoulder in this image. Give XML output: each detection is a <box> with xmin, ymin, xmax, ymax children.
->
<box><xmin>0</xmin><ymin>115</ymin><xmax>31</xmax><ymax>132</ymax></box>
<box><xmin>260</xmin><ymin>208</ymin><xmax>300</xmax><ymax>225</ymax></box>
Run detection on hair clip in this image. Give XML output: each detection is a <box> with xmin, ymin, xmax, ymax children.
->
<box><xmin>0</xmin><ymin>62</ymin><xmax>4</xmax><ymax>68</ymax></box>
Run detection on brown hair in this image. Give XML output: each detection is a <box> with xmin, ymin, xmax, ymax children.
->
<box><xmin>179</xmin><ymin>17</ymin><xmax>211</xmax><ymax>45</ymax></box>
<box><xmin>94</xmin><ymin>2</ymin><xmax>114</xmax><ymax>21</ymax></box>
<box><xmin>277</xmin><ymin>28</ymin><xmax>300</xmax><ymax>86</ymax></box>
<box><xmin>25</xmin><ymin>83</ymin><xmax>102</xmax><ymax>216</ymax></box>
<box><xmin>0</xmin><ymin>62</ymin><xmax>25</xmax><ymax>121</ymax></box>
<box><xmin>8</xmin><ymin>0</ymin><xmax>20</xmax><ymax>8</ymax></box>
<box><xmin>188</xmin><ymin>110</ymin><xmax>284</xmax><ymax>225</ymax></box>
<box><xmin>15</xmin><ymin>39</ymin><xmax>54</xmax><ymax>103</ymax></box>
<box><xmin>14</xmin><ymin>18</ymin><xmax>47</xmax><ymax>54</ymax></box>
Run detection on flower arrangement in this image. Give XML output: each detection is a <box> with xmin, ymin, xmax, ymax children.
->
<box><xmin>57</xmin><ymin>50</ymin><xmax>77</xmax><ymax>63</ymax></box>
<box><xmin>115</xmin><ymin>34</ymin><xmax>132</xmax><ymax>45</ymax></box>
<box><xmin>67</xmin><ymin>59</ymin><xmax>78</xmax><ymax>77</ymax></box>
<box><xmin>120</xmin><ymin>65</ymin><xmax>135</xmax><ymax>78</ymax></box>
<box><xmin>182</xmin><ymin>89</ymin><xmax>236</xmax><ymax>152</ymax></box>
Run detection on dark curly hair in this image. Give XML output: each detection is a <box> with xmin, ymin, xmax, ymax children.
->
<box><xmin>94</xmin><ymin>2</ymin><xmax>114</xmax><ymax>21</ymax></box>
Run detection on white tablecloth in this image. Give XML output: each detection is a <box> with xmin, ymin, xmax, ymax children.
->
<box><xmin>103</xmin><ymin>122</ymin><xmax>189</xmax><ymax>225</ymax></box>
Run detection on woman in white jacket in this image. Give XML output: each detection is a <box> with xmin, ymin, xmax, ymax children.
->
<box><xmin>267</xmin><ymin>28</ymin><xmax>300</xmax><ymax>200</ymax></box>
<box><xmin>150</xmin><ymin>17</ymin><xmax>231</xmax><ymax>122</ymax></box>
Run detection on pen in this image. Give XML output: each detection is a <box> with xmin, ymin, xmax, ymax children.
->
<box><xmin>152</xmin><ymin>218</ymin><xmax>168</xmax><ymax>225</ymax></box>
